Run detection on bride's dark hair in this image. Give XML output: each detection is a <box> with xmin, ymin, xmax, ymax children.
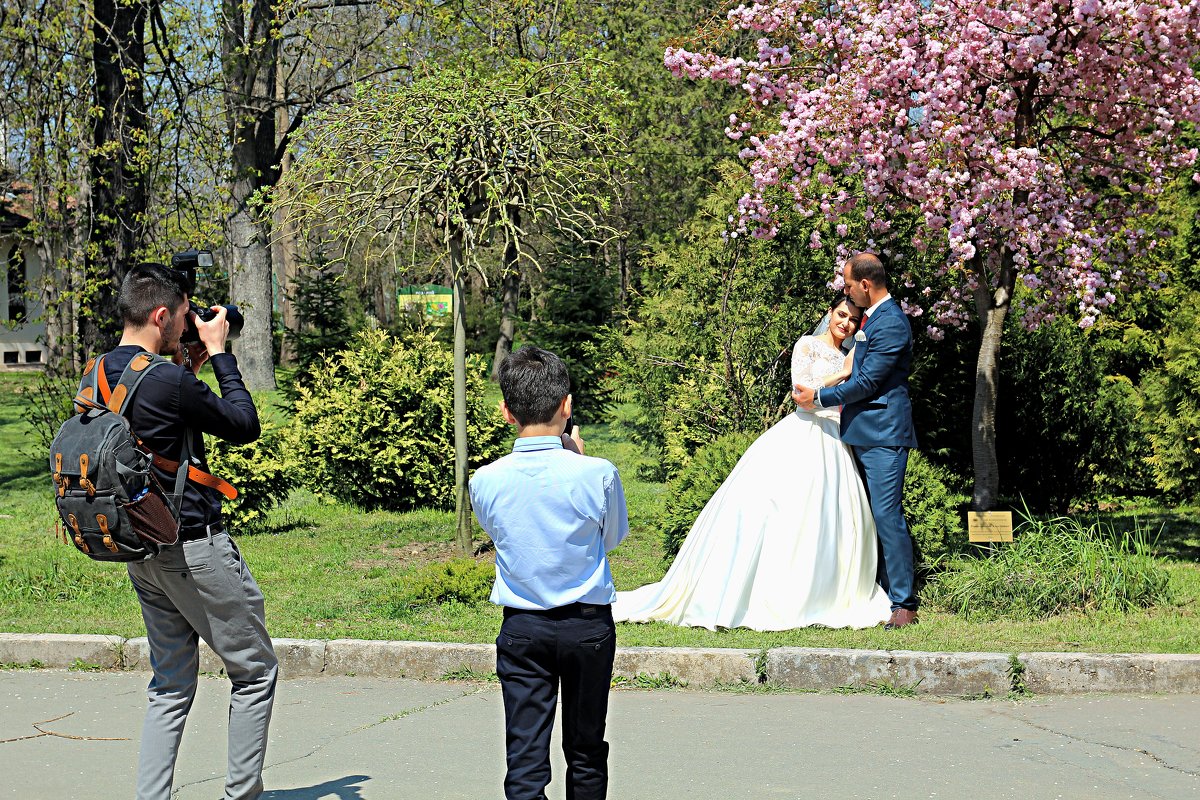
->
<box><xmin>830</xmin><ymin>291</ymin><xmax>862</xmax><ymax>313</ymax></box>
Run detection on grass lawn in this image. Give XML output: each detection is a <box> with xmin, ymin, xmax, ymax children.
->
<box><xmin>2</xmin><ymin>370</ymin><xmax>1198</xmax><ymax>653</ymax></box>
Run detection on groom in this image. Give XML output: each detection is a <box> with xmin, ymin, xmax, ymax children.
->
<box><xmin>793</xmin><ymin>252</ymin><xmax>919</xmax><ymax>629</ymax></box>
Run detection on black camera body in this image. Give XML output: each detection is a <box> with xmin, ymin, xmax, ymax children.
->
<box><xmin>171</xmin><ymin>249</ymin><xmax>245</xmax><ymax>344</ymax></box>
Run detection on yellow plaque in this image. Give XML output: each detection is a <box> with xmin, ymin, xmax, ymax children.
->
<box><xmin>967</xmin><ymin>511</ymin><xmax>1014</xmax><ymax>543</ymax></box>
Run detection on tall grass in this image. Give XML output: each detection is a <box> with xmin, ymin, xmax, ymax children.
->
<box><xmin>926</xmin><ymin>514</ymin><xmax>1173</xmax><ymax>620</ymax></box>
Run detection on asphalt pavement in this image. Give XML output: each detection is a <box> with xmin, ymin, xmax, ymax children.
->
<box><xmin>2</xmin><ymin>670</ymin><xmax>1198</xmax><ymax>799</ymax></box>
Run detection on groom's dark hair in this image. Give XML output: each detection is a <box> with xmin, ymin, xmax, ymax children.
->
<box><xmin>848</xmin><ymin>252</ymin><xmax>888</xmax><ymax>289</ymax></box>
<box><xmin>498</xmin><ymin>345</ymin><xmax>571</xmax><ymax>426</ymax></box>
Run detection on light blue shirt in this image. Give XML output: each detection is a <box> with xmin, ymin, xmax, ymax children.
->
<box><xmin>469</xmin><ymin>435</ymin><xmax>630</xmax><ymax>610</ymax></box>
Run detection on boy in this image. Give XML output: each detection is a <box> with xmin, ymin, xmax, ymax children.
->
<box><xmin>469</xmin><ymin>345</ymin><xmax>630</xmax><ymax>800</ymax></box>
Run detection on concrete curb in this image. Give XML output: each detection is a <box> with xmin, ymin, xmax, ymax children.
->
<box><xmin>3</xmin><ymin>633</ymin><xmax>1199</xmax><ymax>695</ymax></box>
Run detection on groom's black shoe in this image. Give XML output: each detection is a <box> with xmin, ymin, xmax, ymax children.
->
<box><xmin>884</xmin><ymin>609</ymin><xmax>918</xmax><ymax>630</ymax></box>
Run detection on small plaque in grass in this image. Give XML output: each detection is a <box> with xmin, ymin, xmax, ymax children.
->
<box><xmin>967</xmin><ymin>511</ymin><xmax>1013</xmax><ymax>543</ymax></box>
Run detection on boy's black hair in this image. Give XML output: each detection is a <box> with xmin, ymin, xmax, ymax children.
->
<box><xmin>118</xmin><ymin>262</ymin><xmax>190</xmax><ymax>326</ymax></box>
<box><xmin>498</xmin><ymin>345</ymin><xmax>570</xmax><ymax>427</ymax></box>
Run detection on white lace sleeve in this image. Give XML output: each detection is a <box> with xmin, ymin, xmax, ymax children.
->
<box><xmin>791</xmin><ymin>337</ymin><xmax>824</xmax><ymax>390</ymax></box>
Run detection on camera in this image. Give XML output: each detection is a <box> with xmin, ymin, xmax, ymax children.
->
<box><xmin>171</xmin><ymin>249</ymin><xmax>244</xmax><ymax>344</ymax></box>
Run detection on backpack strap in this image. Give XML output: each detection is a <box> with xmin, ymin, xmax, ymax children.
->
<box><xmin>73</xmin><ymin>356</ymin><xmax>106</xmax><ymax>413</ymax></box>
<box><xmin>87</xmin><ymin>352</ymin><xmax>240</xmax><ymax>507</ymax></box>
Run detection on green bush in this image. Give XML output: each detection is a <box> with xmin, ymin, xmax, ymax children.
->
<box><xmin>21</xmin><ymin>367</ymin><xmax>78</xmax><ymax>457</ymax></box>
<box><xmin>924</xmin><ymin>515</ymin><xmax>1173</xmax><ymax>620</ymax></box>
<box><xmin>289</xmin><ymin>329</ymin><xmax>509</xmax><ymax>511</ymax></box>
<box><xmin>607</xmin><ymin>166</ymin><xmax>836</xmax><ymax>480</ymax></box>
<box><xmin>904</xmin><ymin>451</ymin><xmax>970</xmax><ymax>568</ymax></box>
<box><xmin>282</xmin><ymin>262</ymin><xmax>353</xmax><ymax>399</ymax></box>
<box><xmin>998</xmin><ymin>316</ymin><xmax>1157</xmax><ymax>510</ymax></box>
<box><xmin>524</xmin><ymin>241</ymin><xmax>620</xmax><ymax>423</ymax></box>
<box><xmin>205</xmin><ymin>420</ymin><xmax>296</xmax><ymax>532</ymax></box>
<box><xmin>659</xmin><ymin>430</ymin><xmax>758</xmax><ymax>560</ymax></box>
<box><xmin>404</xmin><ymin>558</ymin><xmax>494</xmax><ymax>605</ymax></box>
<box><xmin>1142</xmin><ymin>290</ymin><xmax>1200</xmax><ymax>502</ymax></box>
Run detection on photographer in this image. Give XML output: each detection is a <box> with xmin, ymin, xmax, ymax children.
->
<box><xmin>108</xmin><ymin>262</ymin><xmax>277</xmax><ymax>800</ymax></box>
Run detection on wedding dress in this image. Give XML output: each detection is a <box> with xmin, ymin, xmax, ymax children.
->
<box><xmin>613</xmin><ymin>336</ymin><xmax>891</xmax><ymax>630</ymax></box>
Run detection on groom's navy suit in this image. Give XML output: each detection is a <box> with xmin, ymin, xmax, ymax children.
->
<box><xmin>817</xmin><ymin>296</ymin><xmax>919</xmax><ymax>611</ymax></box>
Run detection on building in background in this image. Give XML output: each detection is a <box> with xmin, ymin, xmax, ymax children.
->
<box><xmin>0</xmin><ymin>187</ymin><xmax>47</xmax><ymax>368</ymax></box>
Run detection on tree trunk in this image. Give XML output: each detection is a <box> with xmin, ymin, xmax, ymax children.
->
<box><xmin>229</xmin><ymin>203</ymin><xmax>277</xmax><ymax>388</ymax></box>
<box><xmin>83</xmin><ymin>0</ymin><xmax>151</xmax><ymax>354</ymax></box>
<box><xmin>272</xmin><ymin>57</ymin><xmax>300</xmax><ymax>366</ymax></box>
<box><xmin>491</xmin><ymin>209</ymin><xmax>521</xmax><ymax>381</ymax></box>
<box><xmin>221</xmin><ymin>0</ymin><xmax>279</xmax><ymax>389</ymax></box>
<box><xmin>970</xmin><ymin>246</ymin><xmax>1018</xmax><ymax>511</ymax></box>
<box><xmin>451</xmin><ymin>231</ymin><xmax>472</xmax><ymax>554</ymax></box>
<box><xmin>970</xmin><ymin>295</ymin><xmax>1008</xmax><ymax>511</ymax></box>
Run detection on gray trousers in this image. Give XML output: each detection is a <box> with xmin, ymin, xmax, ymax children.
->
<box><xmin>127</xmin><ymin>531</ymin><xmax>278</xmax><ymax>800</ymax></box>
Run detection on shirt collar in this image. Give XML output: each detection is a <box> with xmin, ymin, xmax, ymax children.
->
<box><xmin>865</xmin><ymin>293</ymin><xmax>892</xmax><ymax>318</ymax></box>
<box><xmin>512</xmin><ymin>435</ymin><xmax>564</xmax><ymax>453</ymax></box>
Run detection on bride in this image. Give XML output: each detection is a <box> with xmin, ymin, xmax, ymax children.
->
<box><xmin>614</xmin><ymin>293</ymin><xmax>891</xmax><ymax>630</ymax></box>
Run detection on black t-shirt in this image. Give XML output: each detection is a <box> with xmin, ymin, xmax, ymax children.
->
<box><xmin>102</xmin><ymin>345</ymin><xmax>260</xmax><ymax>532</ymax></box>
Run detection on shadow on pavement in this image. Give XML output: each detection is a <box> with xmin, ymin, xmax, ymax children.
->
<box><xmin>262</xmin><ymin>774</ymin><xmax>370</xmax><ymax>799</ymax></box>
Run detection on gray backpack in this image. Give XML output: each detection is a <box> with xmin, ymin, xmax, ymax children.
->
<box><xmin>49</xmin><ymin>352</ymin><xmax>189</xmax><ymax>561</ymax></box>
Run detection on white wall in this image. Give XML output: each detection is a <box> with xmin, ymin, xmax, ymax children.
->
<box><xmin>0</xmin><ymin>236</ymin><xmax>48</xmax><ymax>367</ymax></box>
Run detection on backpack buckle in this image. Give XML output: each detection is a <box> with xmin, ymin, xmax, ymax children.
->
<box><xmin>78</xmin><ymin>453</ymin><xmax>95</xmax><ymax>496</ymax></box>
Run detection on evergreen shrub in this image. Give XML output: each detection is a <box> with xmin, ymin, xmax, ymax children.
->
<box><xmin>206</xmin><ymin>420</ymin><xmax>296</xmax><ymax>532</ymax></box>
<box><xmin>659</xmin><ymin>430</ymin><xmax>758</xmax><ymax>560</ymax></box>
<box><xmin>289</xmin><ymin>329</ymin><xmax>509</xmax><ymax>511</ymax></box>
<box><xmin>925</xmin><ymin>515</ymin><xmax>1173</xmax><ymax>620</ymax></box>
<box><xmin>1142</xmin><ymin>290</ymin><xmax>1200</xmax><ymax>502</ymax></box>
<box><xmin>404</xmin><ymin>558</ymin><xmax>494</xmax><ymax>605</ymax></box>
<box><xmin>525</xmin><ymin>243</ymin><xmax>620</xmax><ymax>423</ymax></box>
<box><xmin>282</xmin><ymin>263</ymin><xmax>353</xmax><ymax>400</ymax></box>
<box><xmin>904</xmin><ymin>451</ymin><xmax>970</xmax><ymax>568</ymax></box>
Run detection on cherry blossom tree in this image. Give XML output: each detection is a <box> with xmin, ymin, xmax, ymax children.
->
<box><xmin>667</xmin><ymin>0</ymin><xmax>1200</xmax><ymax>508</ymax></box>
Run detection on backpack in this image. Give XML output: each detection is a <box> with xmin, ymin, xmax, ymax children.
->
<box><xmin>50</xmin><ymin>352</ymin><xmax>194</xmax><ymax>561</ymax></box>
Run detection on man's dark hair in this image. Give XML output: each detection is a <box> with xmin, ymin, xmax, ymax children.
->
<box><xmin>118</xmin><ymin>262</ymin><xmax>189</xmax><ymax>327</ymax></box>
<box><xmin>847</xmin><ymin>252</ymin><xmax>888</xmax><ymax>289</ymax></box>
<box><xmin>498</xmin><ymin>345</ymin><xmax>571</xmax><ymax>426</ymax></box>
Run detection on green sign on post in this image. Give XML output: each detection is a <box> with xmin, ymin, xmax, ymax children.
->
<box><xmin>398</xmin><ymin>284</ymin><xmax>453</xmax><ymax>317</ymax></box>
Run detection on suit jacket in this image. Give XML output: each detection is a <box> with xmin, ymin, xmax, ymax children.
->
<box><xmin>818</xmin><ymin>297</ymin><xmax>918</xmax><ymax>448</ymax></box>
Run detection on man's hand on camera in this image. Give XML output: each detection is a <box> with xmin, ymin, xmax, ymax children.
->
<box><xmin>194</xmin><ymin>305</ymin><xmax>230</xmax><ymax>357</ymax></box>
<box><xmin>176</xmin><ymin>343</ymin><xmax>210</xmax><ymax>376</ymax></box>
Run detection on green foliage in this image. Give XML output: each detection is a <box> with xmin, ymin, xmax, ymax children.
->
<box><xmin>1141</xmin><ymin>290</ymin><xmax>1200</xmax><ymax>502</ymax></box>
<box><xmin>284</xmin><ymin>262</ymin><xmax>352</xmax><ymax>393</ymax></box>
<box><xmin>925</xmin><ymin>515</ymin><xmax>1173</xmax><ymax>620</ymax></box>
<box><xmin>904</xmin><ymin>451</ymin><xmax>970</xmax><ymax>568</ymax></box>
<box><xmin>611</xmin><ymin>671</ymin><xmax>688</xmax><ymax>689</ymax></box>
<box><xmin>404</xmin><ymin>558</ymin><xmax>494</xmax><ymax>606</ymax></box>
<box><xmin>205</xmin><ymin>421</ymin><xmax>296</xmax><ymax>533</ymax></box>
<box><xmin>277</xmin><ymin>58</ymin><xmax>626</xmax><ymax>282</ymax></box>
<box><xmin>998</xmin><ymin>315</ymin><xmax>1157</xmax><ymax>509</ymax></box>
<box><xmin>659</xmin><ymin>430</ymin><xmax>758</xmax><ymax>560</ymax></box>
<box><xmin>289</xmin><ymin>329</ymin><xmax>509</xmax><ymax>511</ymax></box>
<box><xmin>19</xmin><ymin>367</ymin><xmax>77</xmax><ymax>457</ymax></box>
<box><xmin>609</xmin><ymin>167</ymin><xmax>835</xmax><ymax>479</ymax></box>
<box><xmin>525</xmin><ymin>243</ymin><xmax>620</xmax><ymax>423</ymax></box>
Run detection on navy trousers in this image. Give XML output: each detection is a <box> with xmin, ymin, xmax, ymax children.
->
<box><xmin>496</xmin><ymin>603</ymin><xmax>617</xmax><ymax>800</ymax></box>
<box><xmin>853</xmin><ymin>445</ymin><xmax>917</xmax><ymax>611</ymax></box>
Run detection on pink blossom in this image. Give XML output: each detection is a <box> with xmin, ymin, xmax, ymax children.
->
<box><xmin>669</xmin><ymin>0</ymin><xmax>1200</xmax><ymax>334</ymax></box>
